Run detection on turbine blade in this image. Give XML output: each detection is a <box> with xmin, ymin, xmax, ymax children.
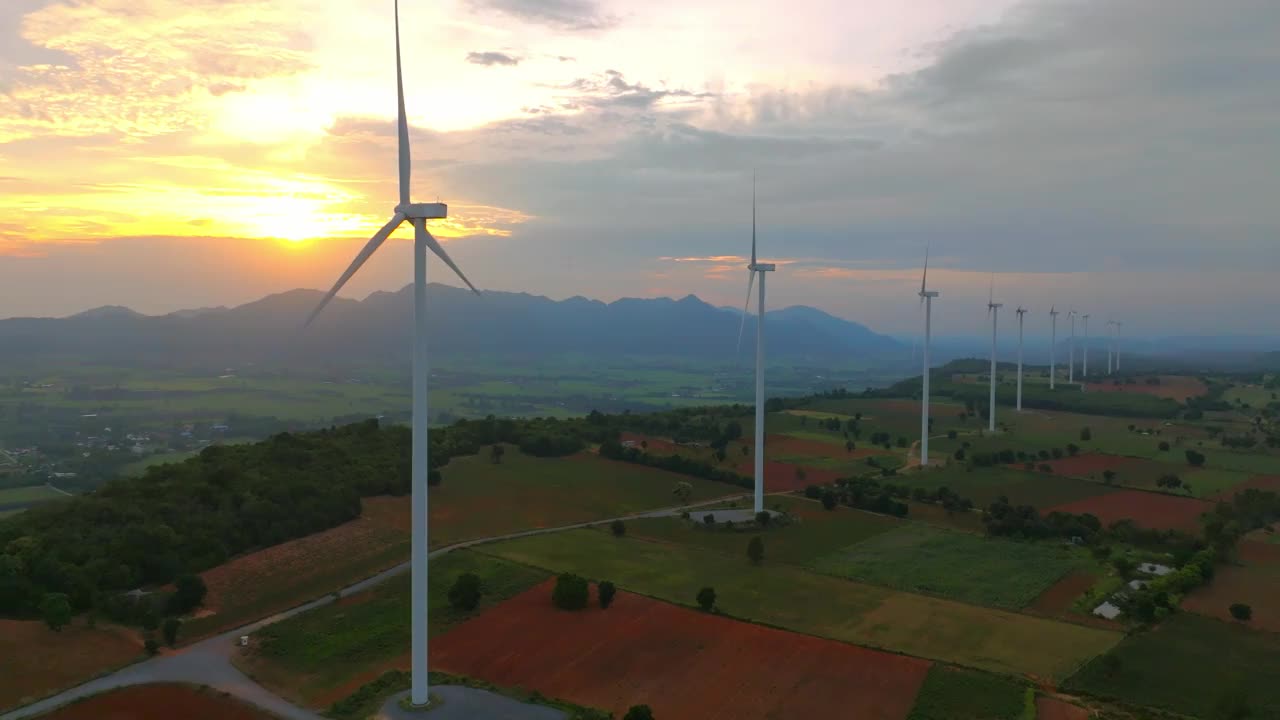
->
<box><xmin>921</xmin><ymin>245</ymin><xmax>929</xmax><ymax>295</ymax></box>
<box><xmin>736</xmin><ymin>271</ymin><xmax>756</xmax><ymax>355</ymax></box>
<box><xmin>395</xmin><ymin>0</ymin><xmax>410</xmax><ymax>207</ymax></box>
<box><xmin>751</xmin><ymin>172</ymin><xmax>757</xmax><ymax>266</ymax></box>
<box><xmin>419</xmin><ymin>222</ymin><xmax>480</xmax><ymax>295</ymax></box>
<box><xmin>305</xmin><ymin>214</ymin><xmax>406</xmax><ymax>327</ymax></box>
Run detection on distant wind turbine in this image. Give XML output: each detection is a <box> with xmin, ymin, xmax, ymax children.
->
<box><xmin>1016</xmin><ymin>306</ymin><xmax>1028</xmax><ymax>411</ymax></box>
<box><xmin>1114</xmin><ymin>320</ymin><xmax>1123</xmax><ymax>372</ymax></box>
<box><xmin>918</xmin><ymin>248</ymin><xmax>939</xmax><ymax>467</ymax></box>
<box><xmin>987</xmin><ymin>277</ymin><xmax>1002</xmax><ymax>432</ymax></box>
<box><xmin>1106</xmin><ymin>320</ymin><xmax>1117</xmax><ymax>374</ymax></box>
<box><xmin>1068</xmin><ymin>310</ymin><xmax>1078</xmax><ymax>384</ymax></box>
<box><xmin>736</xmin><ymin>175</ymin><xmax>775</xmax><ymax>514</ymax></box>
<box><xmin>1082</xmin><ymin>313</ymin><xmax>1091</xmax><ymax>378</ymax></box>
<box><xmin>303</xmin><ymin>0</ymin><xmax>479</xmax><ymax>707</ymax></box>
<box><xmin>1049</xmin><ymin>307</ymin><xmax>1060</xmax><ymax>390</ymax></box>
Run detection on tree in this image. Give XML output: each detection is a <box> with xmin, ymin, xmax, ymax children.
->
<box><xmin>162</xmin><ymin>617</ymin><xmax>182</xmax><ymax>647</ymax></box>
<box><xmin>1230</xmin><ymin>603</ymin><xmax>1253</xmax><ymax>621</ymax></box>
<box><xmin>1186</xmin><ymin>449</ymin><xmax>1207</xmax><ymax>467</ymax></box>
<box><xmin>1103</xmin><ymin>470</ymin><xmax>1117</xmax><ymax>484</ymax></box>
<box><xmin>623</xmin><ymin>705</ymin><xmax>655</xmax><ymax>720</ymax></box>
<box><xmin>794</xmin><ymin>467</ymin><xmax>807</xmax><ymax>485</ymax></box>
<box><xmin>1158</xmin><ymin>441</ymin><xmax>1170</xmax><ymax>452</ymax></box>
<box><xmin>428</xmin><ymin>469</ymin><xmax>443</xmax><ymax>486</ymax></box>
<box><xmin>145</xmin><ymin>637</ymin><xmax>160</xmax><ymax>656</ymax></box>
<box><xmin>947</xmin><ymin>430</ymin><xmax>958</xmax><ymax>440</ymax></box>
<box><xmin>741</xmin><ymin>445</ymin><xmax>749</xmax><ymax>456</ymax></box>
<box><xmin>489</xmin><ymin>444</ymin><xmax>505</xmax><ymax>464</ymax></box>
<box><xmin>40</xmin><ymin>593</ymin><xmax>72</xmax><ymax>632</ymax></box>
<box><xmin>552</xmin><ymin>573</ymin><xmax>589</xmax><ymax>611</ymax></box>
<box><xmin>821</xmin><ymin>490</ymin><xmax>837</xmax><ymax>511</ymax></box>
<box><xmin>1066</xmin><ymin>443</ymin><xmax>1080</xmax><ymax>456</ymax></box>
<box><xmin>672</xmin><ymin>481</ymin><xmax>693</xmax><ymax>505</ymax></box>
<box><xmin>1080</xmin><ymin>427</ymin><xmax>1092</xmax><ymax>441</ymax></box>
<box><xmin>611</xmin><ymin>519</ymin><xmax>627</xmax><ymax>537</ymax></box>
<box><xmin>755</xmin><ymin>510</ymin><xmax>771</xmax><ymax>527</ymax></box>
<box><xmin>1113</xmin><ymin>556</ymin><xmax>1135</xmax><ymax>579</ymax></box>
<box><xmin>449</xmin><ymin>573</ymin><xmax>483</xmax><ymax>611</ymax></box>
<box><xmin>703</xmin><ymin>513</ymin><xmax>715</xmax><ymax>526</ymax></box>
<box><xmin>747</xmin><ymin>536</ymin><xmax>764</xmax><ymax>565</ymax></box>
<box><xmin>845</xmin><ymin>440</ymin><xmax>855</xmax><ymax>453</ymax></box>
<box><xmin>168</xmin><ymin>574</ymin><xmax>208</xmax><ymax>615</ymax></box>
<box><xmin>598</xmin><ymin>581</ymin><xmax>616</xmax><ymax>609</ymax></box>
<box><xmin>696</xmin><ymin>586</ymin><xmax>716</xmax><ymax>612</ymax></box>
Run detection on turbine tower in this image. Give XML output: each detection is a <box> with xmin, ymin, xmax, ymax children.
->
<box><xmin>918</xmin><ymin>248</ymin><xmax>939</xmax><ymax>467</ymax></box>
<box><xmin>1068</xmin><ymin>310</ymin><xmax>1077</xmax><ymax>384</ymax></box>
<box><xmin>1049</xmin><ymin>307</ymin><xmax>1059</xmax><ymax>390</ymax></box>
<box><xmin>736</xmin><ymin>177</ymin><xmax>775</xmax><ymax>513</ymax></box>
<box><xmin>1082</xmin><ymin>314</ymin><xmax>1091</xmax><ymax>378</ymax></box>
<box><xmin>304</xmin><ymin>1</ymin><xmax>480</xmax><ymax>706</ymax></box>
<box><xmin>1106</xmin><ymin>320</ymin><xmax>1117</xmax><ymax>374</ymax></box>
<box><xmin>1114</xmin><ymin>320</ymin><xmax>1123</xmax><ymax>371</ymax></box>
<box><xmin>1016</xmin><ymin>307</ymin><xmax>1027</xmax><ymax>411</ymax></box>
<box><xmin>987</xmin><ymin>278</ymin><xmax>1002</xmax><ymax>432</ymax></box>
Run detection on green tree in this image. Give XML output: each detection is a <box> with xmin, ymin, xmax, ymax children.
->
<box><xmin>696</xmin><ymin>586</ymin><xmax>716</xmax><ymax>612</ymax></box>
<box><xmin>703</xmin><ymin>513</ymin><xmax>715</xmax><ymax>526</ymax></box>
<box><xmin>428</xmin><ymin>469</ymin><xmax>443</xmax><ymax>486</ymax></box>
<box><xmin>145</xmin><ymin>637</ymin><xmax>160</xmax><ymax>656</ymax></box>
<box><xmin>1066</xmin><ymin>443</ymin><xmax>1080</xmax><ymax>456</ymax></box>
<box><xmin>598</xmin><ymin>580</ymin><xmax>616</xmax><ymax>609</ymax></box>
<box><xmin>40</xmin><ymin>593</ymin><xmax>72</xmax><ymax>632</ymax></box>
<box><xmin>1229</xmin><ymin>603</ymin><xmax>1253</xmax><ymax>621</ymax></box>
<box><xmin>672</xmin><ymin>481</ymin><xmax>693</xmax><ymax>505</ymax></box>
<box><xmin>755</xmin><ymin>510</ymin><xmax>771</xmax><ymax>527</ymax></box>
<box><xmin>947</xmin><ymin>430</ymin><xmax>958</xmax><ymax>440</ymax></box>
<box><xmin>1186</xmin><ymin>449</ymin><xmax>1207</xmax><ymax>467</ymax></box>
<box><xmin>168</xmin><ymin>574</ymin><xmax>207</xmax><ymax>615</ymax></box>
<box><xmin>845</xmin><ymin>440</ymin><xmax>855</xmax><ymax>453</ymax></box>
<box><xmin>552</xmin><ymin>573</ymin><xmax>589</xmax><ymax>611</ymax></box>
<box><xmin>747</xmin><ymin>536</ymin><xmax>764</xmax><ymax>565</ymax></box>
<box><xmin>1103</xmin><ymin>470</ymin><xmax>1117</xmax><ymax>484</ymax></box>
<box><xmin>489</xmin><ymin>444</ymin><xmax>505</xmax><ymax>464</ymax></box>
<box><xmin>623</xmin><ymin>705</ymin><xmax>655</xmax><ymax>720</ymax></box>
<box><xmin>1158</xmin><ymin>441</ymin><xmax>1170</xmax><ymax>451</ymax></box>
<box><xmin>1113</xmin><ymin>556</ymin><xmax>1135</xmax><ymax>579</ymax></box>
<box><xmin>821</xmin><ymin>490</ymin><xmax>837</xmax><ymax>511</ymax></box>
<box><xmin>162</xmin><ymin>617</ymin><xmax>181</xmax><ymax>647</ymax></box>
<box><xmin>611</xmin><ymin>519</ymin><xmax>626</xmax><ymax>537</ymax></box>
<box><xmin>449</xmin><ymin>572</ymin><xmax>483</xmax><ymax>611</ymax></box>
<box><xmin>1080</xmin><ymin>427</ymin><xmax>1092</xmax><ymax>441</ymax></box>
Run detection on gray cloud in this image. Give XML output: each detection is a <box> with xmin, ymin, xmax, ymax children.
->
<box><xmin>466</xmin><ymin>51</ymin><xmax>521</xmax><ymax>67</ymax></box>
<box><xmin>466</xmin><ymin>0</ymin><xmax>617</xmax><ymax>31</ymax></box>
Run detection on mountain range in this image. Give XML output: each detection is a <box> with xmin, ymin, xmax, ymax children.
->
<box><xmin>0</xmin><ymin>285</ymin><xmax>905</xmax><ymax>369</ymax></box>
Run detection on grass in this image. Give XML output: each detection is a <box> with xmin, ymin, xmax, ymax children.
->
<box><xmin>239</xmin><ymin>550</ymin><xmax>547</xmax><ymax>708</ymax></box>
<box><xmin>481</xmin><ymin>529</ymin><xmax>1121</xmax><ymax>680</ymax></box>
<box><xmin>1064</xmin><ymin>613</ymin><xmax>1280</xmax><ymax>719</ymax></box>
<box><xmin>625</xmin><ymin>495</ymin><xmax>901</xmax><ymax>565</ymax></box>
<box><xmin>0</xmin><ymin>485</ymin><xmax>66</xmax><ymax>505</ymax></box>
<box><xmin>117</xmin><ymin>450</ymin><xmax>202</xmax><ymax>477</ymax></box>
<box><xmin>810</xmin><ymin>524</ymin><xmax>1087</xmax><ymax>610</ymax></box>
<box><xmin>906</xmin><ymin>466</ymin><xmax>1112</xmax><ymax>509</ymax></box>
<box><xmin>907</xmin><ymin>665</ymin><xmax>1029</xmax><ymax>720</ymax></box>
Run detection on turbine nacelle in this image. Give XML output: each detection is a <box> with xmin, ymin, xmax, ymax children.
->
<box><xmin>397</xmin><ymin>202</ymin><xmax>448</xmax><ymax>220</ymax></box>
<box><xmin>749</xmin><ymin>262</ymin><xmax>777</xmax><ymax>272</ymax></box>
<box><xmin>920</xmin><ymin>290</ymin><xmax>940</xmax><ymax>298</ymax></box>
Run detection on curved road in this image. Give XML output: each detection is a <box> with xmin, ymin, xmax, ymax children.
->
<box><xmin>1</xmin><ymin>494</ymin><xmax>747</xmax><ymax>720</ymax></box>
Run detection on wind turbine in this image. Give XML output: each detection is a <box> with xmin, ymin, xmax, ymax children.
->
<box><xmin>1082</xmin><ymin>313</ymin><xmax>1091</xmax><ymax>378</ymax></box>
<box><xmin>304</xmin><ymin>1</ymin><xmax>479</xmax><ymax>707</ymax></box>
<box><xmin>987</xmin><ymin>278</ymin><xmax>1002</xmax><ymax>432</ymax></box>
<box><xmin>1016</xmin><ymin>306</ymin><xmax>1027</xmax><ymax>411</ymax></box>
<box><xmin>1068</xmin><ymin>310</ymin><xmax>1077</xmax><ymax>384</ymax></box>
<box><xmin>918</xmin><ymin>248</ymin><xmax>939</xmax><ymax>467</ymax></box>
<box><xmin>1049</xmin><ymin>307</ymin><xmax>1060</xmax><ymax>390</ymax></box>
<box><xmin>1114</xmin><ymin>320</ymin><xmax>1123</xmax><ymax>371</ymax></box>
<box><xmin>1106</xmin><ymin>320</ymin><xmax>1117</xmax><ymax>374</ymax></box>
<box><xmin>736</xmin><ymin>176</ymin><xmax>775</xmax><ymax>513</ymax></box>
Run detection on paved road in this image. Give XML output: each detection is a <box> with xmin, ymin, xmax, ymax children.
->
<box><xmin>1</xmin><ymin>494</ymin><xmax>747</xmax><ymax>720</ymax></box>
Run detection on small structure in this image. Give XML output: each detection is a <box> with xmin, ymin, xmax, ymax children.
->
<box><xmin>1093</xmin><ymin>601</ymin><xmax>1123</xmax><ymax>620</ymax></box>
<box><xmin>239</xmin><ymin>635</ymin><xmax>249</xmax><ymax>647</ymax></box>
<box><xmin>1128</xmin><ymin>579</ymin><xmax>1149</xmax><ymax>591</ymax></box>
<box><xmin>1137</xmin><ymin>562</ymin><xmax>1172</xmax><ymax>576</ymax></box>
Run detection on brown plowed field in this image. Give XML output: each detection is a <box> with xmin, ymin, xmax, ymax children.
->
<box><xmin>433</xmin><ymin>580</ymin><xmax>932</xmax><ymax>720</ymax></box>
<box><xmin>1029</xmin><ymin>571</ymin><xmax>1099</xmax><ymax>615</ymax></box>
<box><xmin>1036</xmin><ymin>696</ymin><xmax>1092</xmax><ymax>720</ymax></box>
<box><xmin>1083</xmin><ymin>375</ymin><xmax>1208</xmax><ymax>401</ymax></box>
<box><xmin>0</xmin><ymin>620</ymin><xmax>141</xmax><ymax>711</ymax></box>
<box><xmin>1183</xmin><ymin>539</ymin><xmax>1280</xmax><ymax>632</ymax></box>
<box><xmin>735</xmin><ymin>460</ymin><xmax>843</xmax><ymax>491</ymax></box>
<box><xmin>1046</xmin><ymin>490</ymin><xmax>1211</xmax><ymax>532</ymax></box>
<box><xmin>1038</xmin><ymin>454</ymin><xmax>1145</xmax><ymax>477</ymax></box>
<box><xmin>38</xmin><ymin>684</ymin><xmax>275</xmax><ymax>720</ymax></box>
<box><xmin>767</xmin><ymin>434</ymin><xmax>884</xmax><ymax>459</ymax></box>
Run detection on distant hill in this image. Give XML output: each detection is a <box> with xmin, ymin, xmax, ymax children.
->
<box><xmin>0</xmin><ymin>285</ymin><xmax>905</xmax><ymax>369</ymax></box>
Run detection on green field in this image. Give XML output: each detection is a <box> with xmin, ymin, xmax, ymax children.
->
<box><xmin>118</xmin><ymin>449</ymin><xmax>202</xmax><ymax>476</ymax></box>
<box><xmin>907</xmin><ymin>665</ymin><xmax>1029</xmax><ymax>720</ymax></box>
<box><xmin>810</xmin><ymin>524</ymin><xmax>1087</xmax><ymax>610</ymax></box>
<box><xmin>482</xmin><ymin>529</ymin><xmax>1121</xmax><ymax>679</ymax></box>
<box><xmin>626</xmin><ymin>496</ymin><xmax>901</xmax><ymax>565</ymax></box>
<box><xmin>1064</xmin><ymin>613</ymin><xmax>1280</xmax><ymax>719</ymax></box>
<box><xmin>0</xmin><ymin>485</ymin><xmax>66</xmax><ymax>505</ymax></box>
<box><xmin>241</xmin><ymin>550</ymin><xmax>547</xmax><ymax>707</ymax></box>
<box><xmin>905</xmin><ymin>466</ymin><xmax>1111</xmax><ymax>509</ymax></box>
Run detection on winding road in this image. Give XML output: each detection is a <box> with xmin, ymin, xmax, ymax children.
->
<box><xmin>1</xmin><ymin>494</ymin><xmax>747</xmax><ymax>720</ymax></box>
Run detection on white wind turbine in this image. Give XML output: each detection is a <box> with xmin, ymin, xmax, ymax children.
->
<box><xmin>1049</xmin><ymin>306</ymin><xmax>1060</xmax><ymax>390</ymax></box>
<box><xmin>304</xmin><ymin>1</ymin><xmax>479</xmax><ymax>707</ymax></box>
<box><xmin>1068</xmin><ymin>310</ymin><xmax>1077</xmax><ymax>384</ymax></box>
<box><xmin>1114</xmin><ymin>320</ymin><xmax>1124</xmax><ymax>372</ymax></box>
<box><xmin>736</xmin><ymin>177</ymin><xmax>775</xmax><ymax>514</ymax></box>
<box><xmin>1106</xmin><ymin>319</ymin><xmax>1117</xmax><ymax>374</ymax></box>
<box><xmin>1016</xmin><ymin>306</ymin><xmax>1027</xmax><ymax>411</ymax></box>
<box><xmin>987</xmin><ymin>277</ymin><xmax>1002</xmax><ymax>432</ymax></box>
<box><xmin>918</xmin><ymin>248</ymin><xmax>939</xmax><ymax>467</ymax></box>
<box><xmin>1082</xmin><ymin>313</ymin><xmax>1091</xmax><ymax>378</ymax></box>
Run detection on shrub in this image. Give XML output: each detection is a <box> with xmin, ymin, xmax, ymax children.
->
<box><xmin>1158</xmin><ymin>441</ymin><xmax>1171</xmax><ymax>451</ymax></box>
<box><xmin>821</xmin><ymin>490</ymin><xmax>837</xmax><ymax>511</ymax></box>
<box><xmin>1080</xmin><ymin>427</ymin><xmax>1092</xmax><ymax>441</ymax></box>
<box><xmin>703</xmin><ymin>513</ymin><xmax>715</xmax><ymax>526</ymax></box>
<box><xmin>623</xmin><ymin>706</ymin><xmax>655</xmax><ymax>720</ymax></box>
<box><xmin>1186</xmin><ymin>449</ymin><xmax>1207</xmax><ymax>467</ymax></box>
<box><xmin>428</xmin><ymin>469</ymin><xmax>442</xmax><ymax>486</ymax></box>
<box><xmin>1229</xmin><ymin>603</ymin><xmax>1253</xmax><ymax>621</ymax></box>
<box><xmin>40</xmin><ymin>593</ymin><xmax>72</xmax><ymax>632</ymax></box>
<box><xmin>696</xmin><ymin>586</ymin><xmax>716</xmax><ymax>612</ymax></box>
<box><xmin>804</xmin><ymin>485</ymin><xmax>822</xmax><ymax>499</ymax></box>
<box><xmin>611</xmin><ymin>519</ymin><xmax>626</xmax><ymax>537</ymax></box>
<box><xmin>162</xmin><ymin>617</ymin><xmax>181</xmax><ymax>647</ymax></box>
<box><xmin>947</xmin><ymin>430</ymin><xmax>958</xmax><ymax>440</ymax></box>
<box><xmin>755</xmin><ymin>510</ymin><xmax>771</xmax><ymax>527</ymax></box>
<box><xmin>598</xmin><ymin>581</ymin><xmax>616</xmax><ymax>609</ymax></box>
<box><xmin>552</xmin><ymin>573</ymin><xmax>590</xmax><ymax>611</ymax></box>
<box><xmin>168</xmin><ymin>574</ymin><xmax>208</xmax><ymax>615</ymax></box>
<box><xmin>144</xmin><ymin>637</ymin><xmax>160</xmax><ymax>656</ymax></box>
<box><xmin>449</xmin><ymin>572</ymin><xmax>483</xmax><ymax>611</ymax></box>
<box><xmin>747</xmin><ymin>536</ymin><xmax>764</xmax><ymax>565</ymax></box>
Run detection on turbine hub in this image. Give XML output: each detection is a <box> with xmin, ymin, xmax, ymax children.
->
<box><xmin>749</xmin><ymin>263</ymin><xmax>776</xmax><ymax>272</ymax></box>
<box><xmin>920</xmin><ymin>290</ymin><xmax>939</xmax><ymax>298</ymax></box>
<box><xmin>397</xmin><ymin>202</ymin><xmax>448</xmax><ymax>220</ymax></box>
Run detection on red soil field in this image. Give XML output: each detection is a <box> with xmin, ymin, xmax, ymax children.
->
<box><xmin>1083</xmin><ymin>375</ymin><xmax>1208</xmax><ymax>402</ymax></box>
<box><xmin>766</xmin><ymin>433</ymin><xmax>883</xmax><ymax>459</ymax></box>
<box><xmin>1029</xmin><ymin>571</ymin><xmax>1099</xmax><ymax>615</ymax></box>
<box><xmin>735</xmin><ymin>459</ymin><xmax>844</xmax><ymax>491</ymax></box>
<box><xmin>1183</xmin><ymin>538</ymin><xmax>1280</xmax><ymax>632</ymax></box>
<box><xmin>1036</xmin><ymin>696</ymin><xmax>1092</xmax><ymax>720</ymax></box>
<box><xmin>618</xmin><ymin>432</ymin><xmax>684</xmax><ymax>455</ymax></box>
<box><xmin>38</xmin><ymin>684</ymin><xmax>275</xmax><ymax>720</ymax></box>
<box><xmin>1047</xmin><ymin>490</ymin><xmax>1211</xmax><ymax>532</ymax></box>
<box><xmin>1037</xmin><ymin>454</ymin><xmax>1145</xmax><ymax>477</ymax></box>
<box><xmin>0</xmin><ymin>620</ymin><xmax>141</xmax><ymax>711</ymax></box>
<box><xmin>434</xmin><ymin>580</ymin><xmax>932</xmax><ymax>720</ymax></box>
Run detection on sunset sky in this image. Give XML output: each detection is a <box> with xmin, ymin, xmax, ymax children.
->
<box><xmin>2</xmin><ymin>0</ymin><xmax>1277</xmax><ymax>336</ymax></box>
